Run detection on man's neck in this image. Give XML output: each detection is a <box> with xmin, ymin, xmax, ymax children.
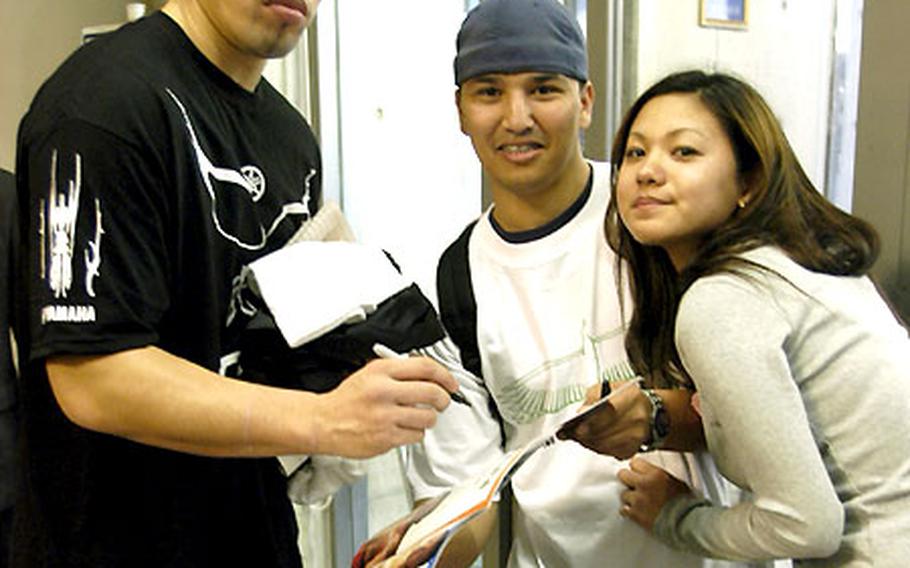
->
<box><xmin>489</xmin><ymin>156</ymin><xmax>591</xmax><ymax>233</ymax></box>
<box><xmin>161</xmin><ymin>2</ymin><xmax>265</xmax><ymax>92</ymax></box>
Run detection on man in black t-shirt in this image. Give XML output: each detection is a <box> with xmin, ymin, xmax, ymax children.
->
<box><xmin>13</xmin><ymin>1</ymin><xmax>458</xmax><ymax>566</ymax></box>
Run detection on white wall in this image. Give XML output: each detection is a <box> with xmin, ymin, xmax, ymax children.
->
<box><xmin>633</xmin><ymin>0</ymin><xmax>836</xmax><ymax>191</ymax></box>
<box><xmin>263</xmin><ymin>39</ymin><xmax>311</xmax><ymax>121</ymax></box>
<box><xmin>303</xmin><ymin>3</ymin><xmax>484</xmax><ymax>560</ymax></box>
<box><xmin>334</xmin><ymin>0</ymin><xmax>481</xmax><ymax>301</ymax></box>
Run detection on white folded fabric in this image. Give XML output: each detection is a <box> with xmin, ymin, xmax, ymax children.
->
<box><xmin>287</xmin><ymin>200</ymin><xmax>356</xmax><ymax>244</ymax></box>
<box><xmin>285</xmin><ymin>455</ymin><xmax>369</xmax><ymax>506</ymax></box>
<box><xmin>247</xmin><ymin>241</ymin><xmax>410</xmax><ymax>348</ymax></box>
<box><xmin>251</xmin><ymin>207</ymin><xmax>405</xmax><ymax>500</ymax></box>
<box><xmin>277</xmin><ymin>454</ymin><xmax>310</xmax><ymax>478</ymax></box>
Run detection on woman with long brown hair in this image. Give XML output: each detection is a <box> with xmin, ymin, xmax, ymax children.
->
<box><xmin>604</xmin><ymin>70</ymin><xmax>910</xmax><ymax>565</ymax></box>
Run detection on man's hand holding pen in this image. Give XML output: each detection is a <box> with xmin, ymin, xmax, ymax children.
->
<box><xmin>316</xmin><ymin>351</ymin><xmax>460</xmax><ymax>458</ymax></box>
<box><xmin>557</xmin><ymin>380</ymin><xmax>651</xmax><ymax>460</ymax></box>
<box><xmin>373</xmin><ymin>344</ymin><xmax>473</xmax><ymax>408</ymax></box>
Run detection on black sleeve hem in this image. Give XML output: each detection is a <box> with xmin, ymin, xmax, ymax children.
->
<box><xmin>28</xmin><ymin>332</ymin><xmax>160</xmax><ymax>365</ymax></box>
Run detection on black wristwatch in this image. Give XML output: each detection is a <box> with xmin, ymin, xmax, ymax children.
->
<box><xmin>640</xmin><ymin>388</ymin><xmax>670</xmax><ymax>452</ymax></box>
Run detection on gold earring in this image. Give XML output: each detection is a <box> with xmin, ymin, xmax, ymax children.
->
<box><xmin>737</xmin><ymin>197</ymin><xmax>748</xmax><ymax>209</ymax></box>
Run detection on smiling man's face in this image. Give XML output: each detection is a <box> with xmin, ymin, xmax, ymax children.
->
<box><xmin>457</xmin><ymin>71</ymin><xmax>593</xmax><ymax>201</ymax></box>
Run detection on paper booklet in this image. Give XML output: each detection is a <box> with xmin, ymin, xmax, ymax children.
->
<box><xmin>390</xmin><ymin>380</ymin><xmax>638</xmax><ymax>566</ymax></box>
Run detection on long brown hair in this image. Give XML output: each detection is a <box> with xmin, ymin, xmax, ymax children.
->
<box><xmin>605</xmin><ymin>70</ymin><xmax>879</xmax><ymax>388</ymax></box>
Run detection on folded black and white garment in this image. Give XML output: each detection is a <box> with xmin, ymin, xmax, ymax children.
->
<box><xmin>234</xmin><ymin>239</ymin><xmax>449</xmax><ymax>504</ymax></box>
<box><xmin>238</xmin><ymin>241</ymin><xmax>447</xmax><ymax>394</ymax></box>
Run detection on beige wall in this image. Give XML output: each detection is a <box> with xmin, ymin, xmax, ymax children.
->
<box><xmin>629</xmin><ymin>0</ymin><xmax>835</xmax><ymax>193</ymax></box>
<box><xmin>0</xmin><ymin>1</ymin><xmax>138</xmax><ymax>172</ymax></box>
<box><xmin>852</xmin><ymin>0</ymin><xmax>910</xmax><ymax>320</ymax></box>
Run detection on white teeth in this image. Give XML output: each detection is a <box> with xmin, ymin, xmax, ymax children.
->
<box><xmin>502</xmin><ymin>144</ymin><xmax>536</xmax><ymax>153</ymax></box>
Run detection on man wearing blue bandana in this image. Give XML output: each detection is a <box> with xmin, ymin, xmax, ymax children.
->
<box><xmin>357</xmin><ymin>1</ymin><xmax>750</xmax><ymax>567</ymax></box>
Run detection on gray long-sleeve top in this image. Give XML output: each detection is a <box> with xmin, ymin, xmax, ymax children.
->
<box><xmin>654</xmin><ymin>246</ymin><xmax>910</xmax><ymax>566</ymax></box>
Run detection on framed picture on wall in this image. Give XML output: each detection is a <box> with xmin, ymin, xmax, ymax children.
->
<box><xmin>699</xmin><ymin>0</ymin><xmax>748</xmax><ymax>30</ymax></box>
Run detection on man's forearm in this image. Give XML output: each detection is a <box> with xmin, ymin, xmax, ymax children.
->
<box><xmin>47</xmin><ymin>346</ymin><xmax>321</xmax><ymax>457</ymax></box>
<box><xmin>47</xmin><ymin>344</ymin><xmax>455</xmax><ymax>459</ymax></box>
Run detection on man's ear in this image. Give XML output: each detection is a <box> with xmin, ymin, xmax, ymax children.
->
<box><xmin>579</xmin><ymin>81</ymin><xmax>595</xmax><ymax>130</ymax></box>
<box><xmin>455</xmin><ymin>88</ymin><xmax>467</xmax><ymax>134</ymax></box>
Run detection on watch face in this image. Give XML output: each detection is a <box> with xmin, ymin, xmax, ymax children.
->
<box><xmin>654</xmin><ymin>407</ymin><xmax>670</xmax><ymax>437</ymax></box>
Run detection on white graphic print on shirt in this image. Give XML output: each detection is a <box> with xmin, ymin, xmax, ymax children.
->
<box><xmin>42</xmin><ymin>149</ymin><xmax>80</xmax><ymax>299</ymax></box>
<box><xmin>166</xmin><ymin>89</ymin><xmax>314</xmax><ymax>251</ymax></box>
<box><xmin>240</xmin><ymin>165</ymin><xmax>266</xmax><ymax>202</ymax></box>
<box><xmin>492</xmin><ymin>324</ymin><xmax>636</xmax><ymax>425</ymax></box>
<box><xmin>38</xmin><ymin>91</ymin><xmax>317</xmax><ymax>330</ymax></box>
<box><xmin>84</xmin><ymin>196</ymin><xmax>104</xmax><ymax>298</ymax></box>
<box><xmin>39</xmin><ymin>150</ymin><xmax>101</xmax><ymax>324</ymax></box>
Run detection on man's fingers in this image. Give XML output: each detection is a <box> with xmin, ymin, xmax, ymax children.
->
<box><xmin>360</xmin><ymin>358</ymin><xmax>456</xmax><ymax>411</ymax></box>
<box><xmin>616</xmin><ymin>469</ymin><xmax>635</xmax><ymax>487</ymax></box>
<box><xmin>372</xmin><ymin>428</ymin><xmax>423</xmax><ymax>455</ymax></box>
<box><xmin>393</xmin><ymin>405</ymin><xmax>440</xmax><ymax>431</ymax></box>
<box><xmin>582</xmin><ymin>383</ymin><xmax>601</xmax><ymax>406</ymax></box>
<box><xmin>374</xmin><ymin>357</ymin><xmax>459</xmax><ymax>394</ymax></box>
<box><xmin>378</xmin><ymin>535</ymin><xmax>401</xmax><ymax>560</ymax></box>
<box><xmin>391</xmin><ymin>381</ymin><xmax>451</xmax><ymax>412</ymax></box>
<box><xmin>354</xmin><ymin>529</ymin><xmax>401</xmax><ymax>568</ymax></box>
<box><xmin>619</xmin><ymin>487</ymin><xmax>643</xmax><ymax>516</ymax></box>
<box><xmin>629</xmin><ymin>456</ymin><xmax>658</xmax><ymax>474</ymax></box>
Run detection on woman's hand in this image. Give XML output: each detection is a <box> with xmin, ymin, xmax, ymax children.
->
<box><xmin>617</xmin><ymin>457</ymin><xmax>692</xmax><ymax>531</ymax></box>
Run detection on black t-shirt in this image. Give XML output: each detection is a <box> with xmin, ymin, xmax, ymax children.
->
<box><xmin>14</xmin><ymin>12</ymin><xmax>320</xmax><ymax>567</ymax></box>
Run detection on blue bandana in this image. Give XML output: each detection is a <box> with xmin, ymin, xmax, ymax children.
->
<box><xmin>454</xmin><ymin>0</ymin><xmax>588</xmax><ymax>85</ymax></box>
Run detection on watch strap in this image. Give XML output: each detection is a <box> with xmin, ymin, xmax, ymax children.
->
<box><xmin>640</xmin><ymin>388</ymin><xmax>669</xmax><ymax>452</ymax></box>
